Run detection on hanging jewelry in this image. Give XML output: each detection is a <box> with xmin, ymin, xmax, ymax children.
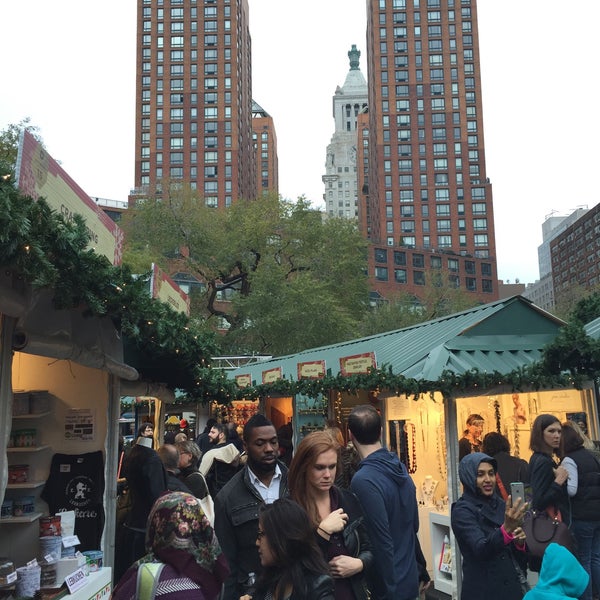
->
<box><xmin>436</xmin><ymin>424</ymin><xmax>447</xmax><ymax>478</ymax></box>
<box><xmin>494</xmin><ymin>399</ymin><xmax>501</xmax><ymax>433</ymax></box>
<box><xmin>404</xmin><ymin>422</ymin><xmax>417</xmax><ymax>474</ymax></box>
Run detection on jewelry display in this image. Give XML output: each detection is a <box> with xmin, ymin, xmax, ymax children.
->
<box><xmin>436</xmin><ymin>424</ymin><xmax>447</xmax><ymax>479</ymax></box>
<box><xmin>421</xmin><ymin>475</ymin><xmax>439</xmax><ymax>507</ymax></box>
<box><xmin>405</xmin><ymin>421</ymin><xmax>417</xmax><ymax>474</ymax></box>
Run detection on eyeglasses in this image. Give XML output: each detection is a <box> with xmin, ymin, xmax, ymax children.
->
<box><xmin>256</xmin><ymin>529</ymin><xmax>266</xmax><ymax>540</ymax></box>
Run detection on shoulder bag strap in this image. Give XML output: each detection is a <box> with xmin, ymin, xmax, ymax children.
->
<box><xmin>496</xmin><ymin>473</ymin><xmax>508</xmax><ymax>500</ymax></box>
<box><xmin>136</xmin><ymin>562</ymin><xmax>165</xmax><ymax>600</ymax></box>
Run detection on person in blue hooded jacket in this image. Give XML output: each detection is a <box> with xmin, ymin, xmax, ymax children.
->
<box><xmin>348</xmin><ymin>405</ymin><xmax>421</xmax><ymax>600</ymax></box>
<box><xmin>523</xmin><ymin>542</ymin><xmax>589</xmax><ymax>600</ymax></box>
<box><xmin>452</xmin><ymin>452</ymin><xmax>529</xmax><ymax>600</ymax></box>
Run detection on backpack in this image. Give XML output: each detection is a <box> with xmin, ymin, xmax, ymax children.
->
<box><xmin>136</xmin><ymin>562</ymin><xmax>165</xmax><ymax>600</ymax></box>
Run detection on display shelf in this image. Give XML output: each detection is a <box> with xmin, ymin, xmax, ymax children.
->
<box><xmin>429</xmin><ymin>511</ymin><xmax>455</xmax><ymax>597</ymax></box>
<box><xmin>6</xmin><ymin>481</ymin><xmax>45</xmax><ymax>489</ymax></box>
<box><xmin>6</xmin><ymin>444</ymin><xmax>50</xmax><ymax>453</ymax></box>
<box><xmin>11</xmin><ymin>411</ymin><xmax>52</xmax><ymax>420</ymax></box>
<box><xmin>0</xmin><ymin>511</ymin><xmax>43</xmax><ymax>524</ymax></box>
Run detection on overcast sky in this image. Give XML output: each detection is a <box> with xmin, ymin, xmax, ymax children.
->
<box><xmin>1</xmin><ymin>1</ymin><xmax>598</xmax><ymax>285</ymax></box>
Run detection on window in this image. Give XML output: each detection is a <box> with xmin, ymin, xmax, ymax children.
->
<box><xmin>374</xmin><ymin>248</ymin><xmax>388</xmax><ymax>263</ymax></box>
<box><xmin>375</xmin><ymin>267</ymin><xmax>389</xmax><ymax>281</ymax></box>
<box><xmin>481</xmin><ymin>263</ymin><xmax>492</xmax><ymax>277</ymax></box>
<box><xmin>473</xmin><ymin>218</ymin><xmax>487</xmax><ymax>230</ymax></box>
<box><xmin>395</xmin><ymin>269</ymin><xmax>407</xmax><ymax>283</ymax></box>
<box><xmin>448</xmin><ymin>258</ymin><xmax>459</xmax><ymax>272</ymax></box>
<box><xmin>394</xmin><ymin>251</ymin><xmax>407</xmax><ymax>266</ymax></box>
<box><xmin>474</xmin><ymin>234</ymin><xmax>489</xmax><ymax>246</ymax></box>
<box><xmin>437</xmin><ymin>219</ymin><xmax>451</xmax><ymax>232</ymax></box>
<box><xmin>465</xmin><ymin>260</ymin><xmax>476</xmax><ymax>274</ymax></box>
<box><xmin>413</xmin><ymin>254</ymin><xmax>425</xmax><ymax>268</ymax></box>
<box><xmin>414</xmin><ymin>271</ymin><xmax>425</xmax><ymax>285</ymax></box>
<box><xmin>472</xmin><ymin>202</ymin><xmax>487</xmax><ymax>214</ymax></box>
<box><xmin>465</xmin><ymin>277</ymin><xmax>477</xmax><ymax>291</ymax></box>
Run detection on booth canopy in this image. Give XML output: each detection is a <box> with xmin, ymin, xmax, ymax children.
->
<box><xmin>228</xmin><ymin>296</ymin><xmax>565</xmax><ymax>386</ymax></box>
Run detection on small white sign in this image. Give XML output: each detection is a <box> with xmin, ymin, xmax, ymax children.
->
<box><xmin>26</xmin><ymin>559</ymin><xmax>38</xmax><ymax>568</ymax></box>
<box><xmin>5</xmin><ymin>571</ymin><xmax>17</xmax><ymax>585</ymax></box>
<box><xmin>65</xmin><ymin>567</ymin><xmax>88</xmax><ymax>594</ymax></box>
<box><xmin>62</xmin><ymin>534</ymin><xmax>81</xmax><ymax>548</ymax></box>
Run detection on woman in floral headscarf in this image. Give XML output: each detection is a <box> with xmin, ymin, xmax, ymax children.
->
<box><xmin>112</xmin><ymin>491</ymin><xmax>229</xmax><ymax>600</ymax></box>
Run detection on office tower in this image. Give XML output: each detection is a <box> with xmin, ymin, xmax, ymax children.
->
<box><xmin>252</xmin><ymin>100</ymin><xmax>279</xmax><ymax>197</ymax></box>
<box><xmin>133</xmin><ymin>0</ymin><xmax>256</xmax><ymax>207</ymax></box>
<box><xmin>364</xmin><ymin>0</ymin><xmax>498</xmax><ymax>301</ymax></box>
<box><xmin>322</xmin><ymin>45</ymin><xmax>368</xmax><ymax>219</ymax></box>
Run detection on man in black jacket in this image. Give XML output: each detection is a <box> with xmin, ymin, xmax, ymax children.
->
<box><xmin>214</xmin><ymin>414</ymin><xmax>289</xmax><ymax>600</ymax></box>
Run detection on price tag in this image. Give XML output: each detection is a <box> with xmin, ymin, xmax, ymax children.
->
<box><xmin>26</xmin><ymin>559</ymin><xmax>38</xmax><ymax>568</ymax></box>
<box><xmin>44</xmin><ymin>553</ymin><xmax>55</xmax><ymax>563</ymax></box>
<box><xmin>62</xmin><ymin>534</ymin><xmax>81</xmax><ymax>548</ymax></box>
<box><xmin>65</xmin><ymin>567</ymin><xmax>88</xmax><ymax>594</ymax></box>
<box><xmin>6</xmin><ymin>571</ymin><xmax>17</xmax><ymax>585</ymax></box>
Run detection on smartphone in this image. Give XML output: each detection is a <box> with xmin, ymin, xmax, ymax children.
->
<box><xmin>510</xmin><ymin>481</ymin><xmax>525</xmax><ymax>505</ymax></box>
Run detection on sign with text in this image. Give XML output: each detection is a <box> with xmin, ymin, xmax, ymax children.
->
<box><xmin>65</xmin><ymin>567</ymin><xmax>88</xmax><ymax>594</ymax></box>
<box><xmin>150</xmin><ymin>263</ymin><xmax>190</xmax><ymax>316</ymax></box>
<box><xmin>339</xmin><ymin>352</ymin><xmax>376</xmax><ymax>376</ymax></box>
<box><xmin>15</xmin><ymin>130</ymin><xmax>124</xmax><ymax>265</ymax></box>
<box><xmin>235</xmin><ymin>374</ymin><xmax>252</xmax><ymax>388</ymax></box>
<box><xmin>297</xmin><ymin>360</ymin><xmax>326</xmax><ymax>380</ymax></box>
<box><xmin>262</xmin><ymin>367</ymin><xmax>282</xmax><ymax>384</ymax></box>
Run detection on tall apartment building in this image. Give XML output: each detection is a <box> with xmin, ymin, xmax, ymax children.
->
<box><xmin>133</xmin><ymin>0</ymin><xmax>256</xmax><ymax>207</ymax></box>
<box><xmin>252</xmin><ymin>100</ymin><xmax>279</xmax><ymax>197</ymax></box>
<box><xmin>322</xmin><ymin>45</ymin><xmax>368</xmax><ymax>219</ymax></box>
<box><xmin>364</xmin><ymin>0</ymin><xmax>498</xmax><ymax>301</ymax></box>
<box><xmin>523</xmin><ymin>207</ymin><xmax>589</xmax><ymax>311</ymax></box>
<box><xmin>550</xmin><ymin>202</ymin><xmax>600</xmax><ymax>307</ymax></box>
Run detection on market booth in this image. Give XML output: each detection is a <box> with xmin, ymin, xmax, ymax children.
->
<box><xmin>0</xmin><ymin>279</ymin><xmax>139</xmax><ymax>597</ymax></box>
<box><xmin>228</xmin><ymin>296</ymin><xmax>599</xmax><ymax>598</ymax></box>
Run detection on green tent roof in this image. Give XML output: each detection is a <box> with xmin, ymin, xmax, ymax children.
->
<box><xmin>228</xmin><ymin>296</ymin><xmax>565</xmax><ymax>385</ymax></box>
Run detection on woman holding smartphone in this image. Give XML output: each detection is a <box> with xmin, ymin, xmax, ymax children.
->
<box><xmin>451</xmin><ymin>452</ymin><xmax>528</xmax><ymax>600</ymax></box>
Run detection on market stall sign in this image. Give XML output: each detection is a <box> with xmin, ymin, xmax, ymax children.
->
<box><xmin>297</xmin><ymin>360</ymin><xmax>326</xmax><ymax>380</ymax></box>
<box><xmin>15</xmin><ymin>129</ymin><xmax>124</xmax><ymax>265</ymax></box>
<box><xmin>235</xmin><ymin>374</ymin><xmax>252</xmax><ymax>388</ymax></box>
<box><xmin>340</xmin><ymin>352</ymin><xmax>377</xmax><ymax>376</ymax></box>
<box><xmin>262</xmin><ymin>367</ymin><xmax>283</xmax><ymax>384</ymax></box>
<box><xmin>150</xmin><ymin>263</ymin><xmax>190</xmax><ymax>316</ymax></box>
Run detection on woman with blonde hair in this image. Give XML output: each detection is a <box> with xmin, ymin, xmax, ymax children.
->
<box><xmin>288</xmin><ymin>431</ymin><xmax>373</xmax><ymax>600</ymax></box>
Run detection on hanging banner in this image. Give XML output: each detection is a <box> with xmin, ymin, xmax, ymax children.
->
<box><xmin>339</xmin><ymin>352</ymin><xmax>376</xmax><ymax>376</ymax></box>
<box><xmin>262</xmin><ymin>367</ymin><xmax>282</xmax><ymax>384</ymax></box>
<box><xmin>15</xmin><ymin>130</ymin><xmax>124</xmax><ymax>265</ymax></box>
<box><xmin>297</xmin><ymin>360</ymin><xmax>326</xmax><ymax>380</ymax></box>
<box><xmin>150</xmin><ymin>263</ymin><xmax>190</xmax><ymax>316</ymax></box>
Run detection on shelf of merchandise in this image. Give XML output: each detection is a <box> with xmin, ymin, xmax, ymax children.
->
<box><xmin>0</xmin><ymin>511</ymin><xmax>44</xmax><ymax>524</ymax></box>
<box><xmin>6</xmin><ymin>481</ymin><xmax>46</xmax><ymax>490</ymax></box>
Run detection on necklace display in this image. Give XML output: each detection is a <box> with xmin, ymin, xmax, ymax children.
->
<box><xmin>405</xmin><ymin>422</ymin><xmax>417</xmax><ymax>474</ymax></box>
<box><xmin>421</xmin><ymin>475</ymin><xmax>439</xmax><ymax>507</ymax></box>
<box><xmin>436</xmin><ymin>425</ymin><xmax>447</xmax><ymax>479</ymax></box>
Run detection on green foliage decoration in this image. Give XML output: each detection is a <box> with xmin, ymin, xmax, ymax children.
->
<box><xmin>0</xmin><ymin>179</ymin><xmax>231</xmax><ymax>403</ymax></box>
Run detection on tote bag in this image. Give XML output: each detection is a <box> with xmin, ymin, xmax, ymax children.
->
<box><xmin>522</xmin><ymin>507</ymin><xmax>575</xmax><ymax>559</ymax></box>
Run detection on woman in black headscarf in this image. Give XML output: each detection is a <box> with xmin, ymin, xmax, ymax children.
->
<box><xmin>451</xmin><ymin>452</ymin><xmax>528</xmax><ymax>600</ymax></box>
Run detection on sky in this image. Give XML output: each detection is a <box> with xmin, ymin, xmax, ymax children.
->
<box><xmin>1</xmin><ymin>1</ymin><xmax>599</xmax><ymax>285</ymax></box>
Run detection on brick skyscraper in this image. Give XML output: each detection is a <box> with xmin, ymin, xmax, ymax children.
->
<box><xmin>364</xmin><ymin>0</ymin><xmax>498</xmax><ymax>301</ymax></box>
<box><xmin>133</xmin><ymin>0</ymin><xmax>256</xmax><ymax>207</ymax></box>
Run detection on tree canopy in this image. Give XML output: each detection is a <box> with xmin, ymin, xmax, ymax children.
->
<box><xmin>121</xmin><ymin>190</ymin><xmax>370</xmax><ymax>355</ymax></box>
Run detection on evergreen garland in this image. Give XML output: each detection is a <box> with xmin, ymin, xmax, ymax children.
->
<box><xmin>2</xmin><ymin>178</ymin><xmax>600</xmax><ymax>408</ymax></box>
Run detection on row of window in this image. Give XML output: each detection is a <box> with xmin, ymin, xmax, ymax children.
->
<box><xmin>142</xmin><ymin>33</ymin><xmax>233</xmax><ymax>49</ymax></box>
<box><xmin>378</xmin><ymin>249</ymin><xmax>490</xmax><ymax>272</ymax></box>
<box><xmin>381</xmin><ymin>217</ymin><xmax>487</xmax><ymax>231</ymax></box>
<box><xmin>141</xmin><ymin>77</ymin><xmax>233</xmax><ymax>92</ymax></box>
<box><xmin>374</xmin><ymin>267</ymin><xmax>493</xmax><ymax>293</ymax></box>
<box><xmin>386</xmin><ymin>201</ymin><xmax>487</xmax><ymax>216</ymax></box>
<box><xmin>141</xmin><ymin>48</ymin><xmax>233</xmax><ymax>63</ymax></box>
<box><xmin>383</xmin><ymin>231</ymin><xmax>489</xmax><ymax>247</ymax></box>
<box><xmin>142</xmin><ymin>6</ymin><xmax>230</xmax><ymax>19</ymax></box>
<box><xmin>142</xmin><ymin>61</ymin><xmax>233</xmax><ymax>76</ymax></box>
<box><xmin>142</xmin><ymin>20</ymin><xmax>232</xmax><ymax>34</ymax></box>
<box><xmin>379</xmin><ymin>0</ymin><xmax>471</xmax><ymax>8</ymax></box>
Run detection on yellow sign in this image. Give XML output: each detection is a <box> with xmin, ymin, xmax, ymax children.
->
<box><xmin>151</xmin><ymin>264</ymin><xmax>190</xmax><ymax>316</ymax></box>
<box><xmin>235</xmin><ymin>374</ymin><xmax>252</xmax><ymax>388</ymax></box>
<box><xmin>340</xmin><ymin>352</ymin><xmax>376</xmax><ymax>376</ymax></box>
<box><xmin>297</xmin><ymin>360</ymin><xmax>326</xmax><ymax>379</ymax></box>
<box><xmin>262</xmin><ymin>367</ymin><xmax>282</xmax><ymax>384</ymax></box>
<box><xmin>16</xmin><ymin>130</ymin><xmax>123</xmax><ymax>265</ymax></box>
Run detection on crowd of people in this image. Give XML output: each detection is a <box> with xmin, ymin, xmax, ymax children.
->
<box><xmin>112</xmin><ymin>409</ymin><xmax>599</xmax><ymax>600</ymax></box>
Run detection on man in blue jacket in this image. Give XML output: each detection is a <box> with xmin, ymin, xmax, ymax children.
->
<box><xmin>348</xmin><ymin>404</ymin><xmax>420</xmax><ymax>600</ymax></box>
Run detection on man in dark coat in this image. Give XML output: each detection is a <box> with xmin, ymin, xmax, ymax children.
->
<box><xmin>214</xmin><ymin>414</ymin><xmax>289</xmax><ymax>600</ymax></box>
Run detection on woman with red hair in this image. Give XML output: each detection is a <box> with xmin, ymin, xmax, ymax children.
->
<box><xmin>288</xmin><ymin>431</ymin><xmax>373</xmax><ymax>600</ymax></box>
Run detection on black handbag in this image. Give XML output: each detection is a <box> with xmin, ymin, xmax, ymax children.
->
<box><xmin>522</xmin><ymin>507</ymin><xmax>576</xmax><ymax>559</ymax></box>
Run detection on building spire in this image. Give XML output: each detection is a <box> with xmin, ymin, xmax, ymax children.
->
<box><xmin>348</xmin><ymin>44</ymin><xmax>360</xmax><ymax>70</ymax></box>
